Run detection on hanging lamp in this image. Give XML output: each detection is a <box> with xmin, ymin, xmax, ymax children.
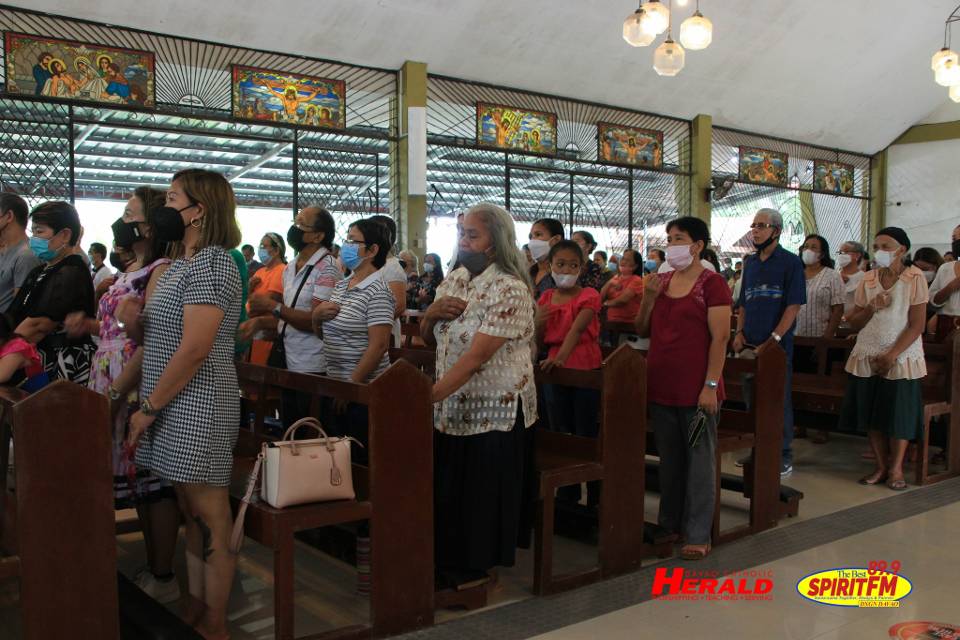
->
<box><xmin>640</xmin><ymin>0</ymin><xmax>670</xmax><ymax>36</ymax></box>
<box><xmin>623</xmin><ymin>4</ymin><xmax>656</xmax><ymax>47</ymax></box>
<box><xmin>679</xmin><ymin>1</ymin><xmax>712</xmax><ymax>50</ymax></box>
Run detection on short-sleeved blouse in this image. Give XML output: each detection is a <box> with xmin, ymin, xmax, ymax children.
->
<box><xmin>845</xmin><ymin>266</ymin><xmax>927</xmax><ymax>381</ymax></box>
<box><xmin>538</xmin><ymin>287</ymin><xmax>602</xmax><ymax>370</ymax></box>
<box><xmin>796</xmin><ymin>267</ymin><xmax>845</xmax><ymax>337</ymax></box>
<box><xmin>434</xmin><ymin>264</ymin><xmax>537</xmax><ymax>436</ymax></box>
<box><xmin>605</xmin><ymin>274</ymin><xmax>645</xmax><ymax>323</ymax></box>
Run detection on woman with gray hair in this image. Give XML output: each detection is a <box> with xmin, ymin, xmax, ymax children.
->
<box><xmin>837</xmin><ymin>240</ymin><xmax>867</xmax><ymax>318</ymax></box>
<box><xmin>421</xmin><ymin>202</ymin><xmax>537</xmax><ymax>590</ymax></box>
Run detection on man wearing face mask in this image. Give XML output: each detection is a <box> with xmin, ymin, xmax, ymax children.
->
<box><xmin>0</xmin><ymin>194</ymin><xmax>41</xmax><ymax>313</ymax></box>
<box><xmin>733</xmin><ymin>208</ymin><xmax>806</xmax><ymax>476</ymax></box>
<box><xmin>928</xmin><ymin>224</ymin><xmax>960</xmax><ymax>341</ymax></box>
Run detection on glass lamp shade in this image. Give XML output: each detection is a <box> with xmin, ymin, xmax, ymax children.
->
<box><xmin>640</xmin><ymin>0</ymin><xmax>670</xmax><ymax>36</ymax></box>
<box><xmin>931</xmin><ymin>48</ymin><xmax>957</xmax><ymax>71</ymax></box>
<box><xmin>623</xmin><ymin>9</ymin><xmax>656</xmax><ymax>46</ymax></box>
<box><xmin>653</xmin><ymin>38</ymin><xmax>685</xmax><ymax>76</ymax></box>
<box><xmin>679</xmin><ymin>11</ymin><xmax>712</xmax><ymax>50</ymax></box>
<box><xmin>935</xmin><ymin>57</ymin><xmax>960</xmax><ymax>87</ymax></box>
<box><xmin>951</xmin><ymin>85</ymin><xmax>960</xmax><ymax>103</ymax></box>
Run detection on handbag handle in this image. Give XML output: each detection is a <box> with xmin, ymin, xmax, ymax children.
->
<box><xmin>282</xmin><ymin>417</ymin><xmax>336</xmax><ymax>454</ymax></box>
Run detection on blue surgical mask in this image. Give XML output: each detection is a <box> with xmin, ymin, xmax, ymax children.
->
<box><xmin>340</xmin><ymin>242</ymin><xmax>364</xmax><ymax>270</ymax></box>
<box><xmin>644</xmin><ymin>259</ymin><xmax>657</xmax><ymax>272</ymax></box>
<box><xmin>258</xmin><ymin>248</ymin><xmax>271</xmax><ymax>264</ymax></box>
<box><xmin>29</xmin><ymin>236</ymin><xmax>59</xmax><ymax>262</ymax></box>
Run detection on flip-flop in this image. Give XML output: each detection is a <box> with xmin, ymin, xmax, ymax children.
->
<box><xmin>887</xmin><ymin>478</ymin><xmax>907</xmax><ymax>491</ymax></box>
<box><xmin>858</xmin><ymin>473</ymin><xmax>887</xmax><ymax>485</ymax></box>
<box><xmin>680</xmin><ymin>545</ymin><xmax>711</xmax><ymax>560</ymax></box>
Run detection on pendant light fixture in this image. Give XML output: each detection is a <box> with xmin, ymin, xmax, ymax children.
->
<box><xmin>623</xmin><ymin>3</ymin><xmax>656</xmax><ymax>47</ymax></box>
<box><xmin>932</xmin><ymin>6</ymin><xmax>960</xmax><ymax>95</ymax></box>
<box><xmin>951</xmin><ymin>85</ymin><xmax>960</xmax><ymax>102</ymax></box>
<box><xmin>653</xmin><ymin>7</ymin><xmax>685</xmax><ymax>76</ymax></box>
<box><xmin>679</xmin><ymin>1</ymin><xmax>712</xmax><ymax>50</ymax></box>
<box><xmin>640</xmin><ymin>0</ymin><xmax>670</xmax><ymax>36</ymax></box>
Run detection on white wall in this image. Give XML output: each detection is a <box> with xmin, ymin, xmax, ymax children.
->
<box><xmin>885</xmin><ymin>140</ymin><xmax>960</xmax><ymax>255</ymax></box>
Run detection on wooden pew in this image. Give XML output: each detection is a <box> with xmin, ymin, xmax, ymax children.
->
<box><xmin>234</xmin><ymin>361</ymin><xmax>434</xmax><ymax>639</ymax></box>
<box><xmin>532</xmin><ymin>345</ymin><xmax>653</xmax><ymax>595</ymax></box>
<box><xmin>0</xmin><ymin>382</ymin><xmax>120</xmax><ymax>640</ymax></box>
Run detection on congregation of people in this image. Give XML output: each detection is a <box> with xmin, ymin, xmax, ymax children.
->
<box><xmin>0</xmin><ymin>176</ymin><xmax>958</xmax><ymax>637</ymax></box>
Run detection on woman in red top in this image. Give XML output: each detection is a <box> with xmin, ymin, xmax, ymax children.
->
<box><xmin>537</xmin><ymin>240</ymin><xmax>602</xmax><ymax>504</ymax></box>
<box><xmin>635</xmin><ymin>217</ymin><xmax>732</xmax><ymax>560</ymax></box>
<box><xmin>600</xmin><ymin>249</ymin><xmax>644</xmax><ymax>323</ymax></box>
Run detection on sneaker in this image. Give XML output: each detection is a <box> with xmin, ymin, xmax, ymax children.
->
<box><xmin>780</xmin><ymin>462</ymin><xmax>793</xmax><ymax>477</ymax></box>
<box><xmin>735</xmin><ymin>455</ymin><xmax>751</xmax><ymax>468</ymax></box>
<box><xmin>135</xmin><ymin>571</ymin><xmax>181</xmax><ymax>604</ymax></box>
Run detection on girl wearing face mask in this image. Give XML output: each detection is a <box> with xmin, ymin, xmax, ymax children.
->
<box><xmin>240</xmin><ymin>232</ymin><xmax>286</xmax><ymax>365</ymax></box>
<box><xmin>535</xmin><ymin>239</ymin><xmax>602</xmax><ymax>505</ymax></box>
<box><xmin>414</xmin><ymin>252</ymin><xmax>445</xmax><ymax>311</ymax></box>
<box><xmin>841</xmin><ymin>227</ymin><xmax>928</xmax><ymax>491</ymax></box>
<box><xmin>9</xmin><ymin>201</ymin><xmax>96</xmax><ymax>384</ymax></box>
<box><xmin>929</xmin><ymin>224</ymin><xmax>960</xmax><ymax>342</ymax></box>
<box><xmin>634</xmin><ymin>217</ymin><xmax>732</xmax><ymax>560</ymax></box>
<box><xmin>527</xmin><ymin>217</ymin><xmax>565</xmax><ymax>299</ymax></box>
<box><xmin>600</xmin><ymin>249</ymin><xmax>645</xmax><ymax>323</ymax></box>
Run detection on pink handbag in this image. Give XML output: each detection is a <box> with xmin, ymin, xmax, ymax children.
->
<box><xmin>230</xmin><ymin>417</ymin><xmax>359</xmax><ymax>553</ymax></box>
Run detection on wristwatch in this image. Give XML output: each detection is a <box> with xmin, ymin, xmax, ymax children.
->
<box><xmin>272</xmin><ymin>303</ymin><xmax>283</xmax><ymax>319</ymax></box>
<box><xmin>771</xmin><ymin>331</ymin><xmax>782</xmax><ymax>343</ymax></box>
<box><xmin>704</xmin><ymin>379</ymin><xmax>719</xmax><ymax>389</ymax></box>
<box><xmin>140</xmin><ymin>398</ymin><xmax>160</xmax><ymax>417</ymax></box>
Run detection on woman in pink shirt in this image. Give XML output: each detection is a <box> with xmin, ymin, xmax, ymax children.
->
<box><xmin>600</xmin><ymin>249</ymin><xmax>644</xmax><ymax>323</ymax></box>
<box><xmin>635</xmin><ymin>217</ymin><xmax>732</xmax><ymax>560</ymax></box>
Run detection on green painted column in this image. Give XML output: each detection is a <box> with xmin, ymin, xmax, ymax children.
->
<box><xmin>866</xmin><ymin>149</ymin><xmax>886</xmax><ymax>243</ymax></box>
<box><xmin>799</xmin><ymin>189</ymin><xmax>816</xmax><ymax>236</ymax></box>
<box><xmin>394</xmin><ymin>60</ymin><xmax>428</xmax><ymax>259</ymax></box>
<box><xmin>688</xmin><ymin>114</ymin><xmax>712</xmax><ymax>226</ymax></box>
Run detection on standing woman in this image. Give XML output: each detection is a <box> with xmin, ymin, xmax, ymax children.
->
<box><xmin>64</xmin><ymin>187</ymin><xmax>181</xmax><ymax>602</ymax></box>
<box><xmin>241</xmin><ymin>232</ymin><xmax>286</xmax><ymax>365</ymax></box>
<box><xmin>124</xmin><ymin>169</ymin><xmax>243</xmax><ymax>638</ymax></box>
<box><xmin>528</xmin><ymin>218</ymin><xmax>565</xmax><ymax>299</ymax></box>
<box><xmin>634</xmin><ymin>217</ymin><xmax>731</xmax><ymax>560</ymax></box>
<box><xmin>10</xmin><ymin>201</ymin><xmax>96</xmax><ymax>384</ymax></box>
<box><xmin>929</xmin><ymin>224</ymin><xmax>960</xmax><ymax>341</ymax></box>
<box><xmin>572</xmin><ymin>230</ymin><xmax>604</xmax><ymax>291</ymax></box>
<box><xmin>837</xmin><ymin>241</ymin><xmax>866</xmax><ymax>319</ymax></box>
<box><xmin>841</xmin><ymin>227</ymin><xmax>927</xmax><ymax>491</ymax></box>
<box><xmin>421</xmin><ymin>203</ymin><xmax>536</xmax><ymax>589</ymax></box>
<box><xmin>414</xmin><ymin>252</ymin><xmax>445</xmax><ymax>311</ymax></box>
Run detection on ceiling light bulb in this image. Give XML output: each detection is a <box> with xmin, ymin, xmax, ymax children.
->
<box><xmin>935</xmin><ymin>57</ymin><xmax>960</xmax><ymax>86</ymax></box>
<box><xmin>679</xmin><ymin>11</ymin><xmax>712</xmax><ymax>50</ymax></box>
<box><xmin>623</xmin><ymin>8</ymin><xmax>656</xmax><ymax>46</ymax></box>
<box><xmin>676</xmin><ymin>0</ymin><xmax>689</xmax><ymax>5</ymax></box>
<box><xmin>932</xmin><ymin>47</ymin><xmax>956</xmax><ymax>71</ymax></box>
<box><xmin>640</xmin><ymin>0</ymin><xmax>670</xmax><ymax>36</ymax></box>
<box><xmin>653</xmin><ymin>38</ymin><xmax>685</xmax><ymax>76</ymax></box>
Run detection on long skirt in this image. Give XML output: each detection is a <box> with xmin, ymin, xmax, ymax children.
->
<box><xmin>840</xmin><ymin>375</ymin><xmax>923</xmax><ymax>441</ymax></box>
<box><xmin>434</xmin><ymin>405</ymin><xmax>526</xmax><ymax>575</ymax></box>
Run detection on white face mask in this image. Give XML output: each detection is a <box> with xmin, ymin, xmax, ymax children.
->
<box><xmin>874</xmin><ymin>248</ymin><xmax>898</xmax><ymax>268</ymax></box>
<box><xmin>423</xmin><ymin>262</ymin><xmax>434</xmax><ymax>273</ymax></box>
<box><xmin>665</xmin><ymin>244</ymin><xmax>695</xmax><ymax>271</ymax></box>
<box><xmin>801</xmin><ymin>249</ymin><xmax>819</xmax><ymax>266</ymax></box>
<box><xmin>923</xmin><ymin>270</ymin><xmax>935</xmax><ymax>283</ymax></box>
<box><xmin>835</xmin><ymin>253</ymin><xmax>852</xmax><ymax>269</ymax></box>
<box><xmin>528</xmin><ymin>238</ymin><xmax>551</xmax><ymax>262</ymax></box>
<box><xmin>552</xmin><ymin>271</ymin><xmax>578</xmax><ymax>288</ymax></box>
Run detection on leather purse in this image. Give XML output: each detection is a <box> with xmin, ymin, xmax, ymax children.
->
<box><xmin>230</xmin><ymin>417</ymin><xmax>360</xmax><ymax>553</ymax></box>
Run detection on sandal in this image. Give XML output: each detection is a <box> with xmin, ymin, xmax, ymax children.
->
<box><xmin>858</xmin><ymin>472</ymin><xmax>888</xmax><ymax>485</ymax></box>
<box><xmin>887</xmin><ymin>478</ymin><xmax>908</xmax><ymax>491</ymax></box>
<box><xmin>680</xmin><ymin>544</ymin><xmax>711</xmax><ymax>560</ymax></box>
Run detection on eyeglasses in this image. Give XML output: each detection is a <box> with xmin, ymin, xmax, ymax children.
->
<box><xmin>749</xmin><ymin>222</ymin><xmax>775</xmax><ymax>230</ymax></box>
<box><xmin>342</xmin><ymin>240</ymin><xmax>370</xmax><ymax>247</ymax></box>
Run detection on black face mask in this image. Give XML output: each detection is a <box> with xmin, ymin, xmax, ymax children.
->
<box><xmin>952</xmin><ymin>239</ymin><xmax>960</xmax><ymax>258</ymax></box>
<box><xmin>111</xmin><ymin>217</ymin><xmax>144</xmax><ymax>249</ymax></box>
<box><xmin>109</xmin><ymin>250</ymin><xmax>130</xmax><ymax>271</ymax></box>
<box><xmin>458</xmin><ymin>249</ymin><xmax>490</xmax><ymax>275</ymax></box>
<box><xmin>753</xmin><ymin>233</ymin><xmax>777</xmax><ymax>252</ymax></box>
<box><xmin>286</xmin><ymin>225</ymin><xmax>314</xmax><ymax>252</ymax></box>
<box><xmin>153</xmin><ymin>204</ymin><xmax>196</xmax><ymax>243</ymax></box>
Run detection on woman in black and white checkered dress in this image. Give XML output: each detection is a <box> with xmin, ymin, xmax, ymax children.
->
<box><xmin>122</xmin><ymin>169</ymin><xmax>242</xmax><ymax>638</ymax></box>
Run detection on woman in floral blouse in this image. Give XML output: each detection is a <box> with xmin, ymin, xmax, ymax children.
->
<box><xmin>421</xmin><ymin>202</ymin><xmax>536</xmax><ymax>590</ymax></box>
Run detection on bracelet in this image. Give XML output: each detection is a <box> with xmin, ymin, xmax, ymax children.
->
<box><xmin>140</xmin><ymin>398</ymin><xmax>161</xmax><ymax>417</ymax></box>
<box><xmin>107</xmin><ymin>385</ymin><xmax>122</xmax><ymax>401</ymax></box>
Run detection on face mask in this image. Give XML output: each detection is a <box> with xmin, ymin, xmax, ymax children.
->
<box><xmin>528</xmin><ymin>238</ymin><xmax>551</xmax><ymax>262</ymax></box>
<box><xmin>109</xmin><ymin>251</ymin><xmax>130</xmax><ymax>271</ymax></box>
<box><xmin>552</xmin><ymin>271</ymin><xmax>578</xmax><ymax>288</ymax></box>
<box><xmin>458</xmin><ymin>249</ymin><xmax>490</xmax><ymax>275</ymax></box>
<box><xmin>340</xmin><ymin>242</ymin><xmax>364</xmax><ymax>270</ymax></box>
<box><xmin>874</xmin><ymin>248</ymin><xmax>898</xmax><ymax>268</ymax></box>
<box><xmin>643</xmin><ymin>259</ymin><xmax>657</xmax><ymax>272</ymax></box>
<box><xmin>835</xmin><ymin>253</ymin><xmax>852</xmax><ymax>269</ymax></box>
<box><xmin>423</xmin><ymin>262</ymin><xmax>435</xmax><ymax>273</ymax></box>
<box><xmin>923</xmin><ymin>270</ymin><xmax>936</xmax><ymax>283</ymax></box>
<box><xmin>258</xmin><ymin>247</ymin><xmax>272</xmax><ymax>264</ymax></box>
<box><xmin>111</xmin><ymin>218</ymin><xmax>144</xmax><ymax>249</ymax></box>
<box><xmin>153</xmin><ymin>204</ymin><xmax>195</xmax><ymax>243</ymax></box>
<box><xmin>287</xmin><ymin>225</ymin><xmax>309</xmax><ymax>252</ymax></box>
<box><xmin>753</xmin><ymin>236</ymin><xmax>775</xmax><ymax>252</ymax></box>
<box><xmin>666</xmin><ymin>244</ymin><xmax>695</xmax><ymax>271</ymax></box>
<box><xmin>801</xmin><ymin>249</ymin><xmax>819</xmax><ymax>266</ymax></box>
<box><xmin>29</xmin><ymin>236</ymin><xmax>60</xmax><ymax>261</ymax></box>
<box><xmin>952</xmin><ymin>239</ymin><xmax>960</xmax><ymax>258</ymax></box>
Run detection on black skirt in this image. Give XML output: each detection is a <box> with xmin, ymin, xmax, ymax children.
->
<box><xmin>434</xmin><ymin>405</ymin><xmax>526</xmax><ymax>574</ymax></box>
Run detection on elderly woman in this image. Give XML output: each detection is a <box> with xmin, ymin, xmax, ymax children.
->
<box><xmin>421</xmin><ymin>202</ymin><xmax>536</xmax><ymax>590</ymax></box>
<box><xmin>837</xmin><ymin>241</ymin><xmax>867</xmax><ymax>319</ymax></box>
<box><xmin>399</xmin><ymin>249</ymin><xmax>420</xmax><ymax>309</ymax></box>
<box><xmin>124</xmin><ymin>169</ymin><xmax>243</xmax><ymax>638</ymax></box>
<box><xmin>635</xmin><ymin>217</ymin><xmax>731</xmax><ymax>560</ymax></box>
<box><xmin>10</xmin><ymin>201</ymin><xmax>96</xmax><ymax>383</ymax></box>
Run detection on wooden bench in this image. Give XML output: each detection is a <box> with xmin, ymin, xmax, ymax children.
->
<box><xmin>786</xmin><ymin>335</ymin><xmax>958</xmax><ymax>486</ymax></box>
<box><xmin>234</xmin><ymin>360</ymin><xmax>434</xmax><ymax>639</ymax></box>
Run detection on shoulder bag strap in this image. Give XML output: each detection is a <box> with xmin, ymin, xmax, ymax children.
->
<box><xmin>229</xmin><ymin>450</ymin><xmax>264</xmax><ymax>554</ymax></box>
<box><xmin>277</xmin><ymin>262</ymin><xmax>315</xmax><ymax>340</ymax></box>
